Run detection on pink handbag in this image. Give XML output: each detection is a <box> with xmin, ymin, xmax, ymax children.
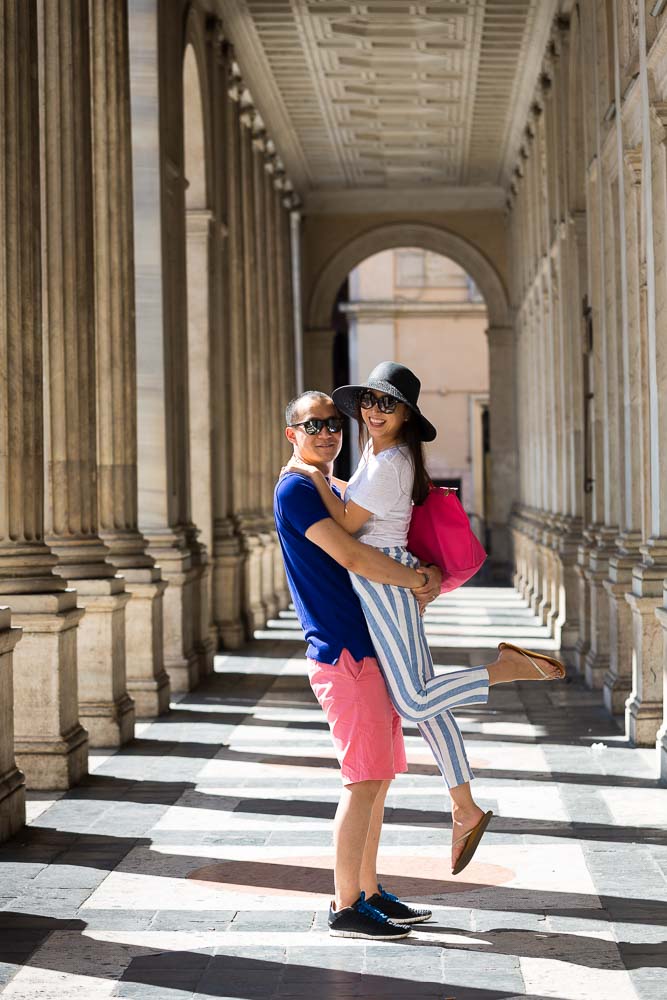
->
<box><xmin>407</xmin><ymin>487</ymin><xmax>486</xmax><ymax>594</ymax></box>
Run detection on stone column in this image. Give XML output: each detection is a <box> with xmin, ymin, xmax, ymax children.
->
<box><xmin>38</xmin><ymin>0</ymin><xmax>134</xmax><ymax>748</ymax></box>
<box><xmin>238</xmin><ymin>103</ymin><xmax>265</xmax><ymax>632</ymax></box>
<box><xmin>558</xmin><ymin>210</ymin><xmax>587</xmax><ymax>665</ymax></box>
<box><xmin>272</xmin><ymin>186</ymin><xmax>293</xmax><ymax>609</ymax></box>
<box><xmin>603</xmin><ymin>150</ymin><xmax>644</xmax><ymax>714</ymax></box>
<box><xmin>89</xmin><ymin>0</ymin><xmax>169</xmax><ymax>719</ymax></box>
<box><xmin>624</xmin><ymin>93</ymin><xmax>667</xmax><ymax>745</ymax></box>
<box><xmin>252</xmin><ymin>131</ymin><xmax>278</xmax><ymax>622</ymax></box>
<box><xmin>128</xmin><ymin>0</ymin><xmax>210</xmax><ymax>690</ymax></box>
<box><xmin>213</xmin><ymin>59</ymin><xmax>245</xmax><ymax>649</ymax></box>
<box><xmin>185</xmin><ymin>204</ymin><xmax>218</xmax><ymax>669</ymax></box>
<box><xmin>1</xmin><ymin>0</ymin><xmax>87</xmax><ymax>789</ymax></box>
<box><xmin>0</xmin><ymin>6</ymin><xmax>28</xmax><ymax>801</ymax></box>
<box><xmin>486</xmin><ymin>325</ymin><xmax>518</xmax><ymax>580</ymax></box>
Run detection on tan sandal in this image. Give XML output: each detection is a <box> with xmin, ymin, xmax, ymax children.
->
<box><xmin>498</xmin><ymin>642</ymin><xmax>566</xmax><ymax>680</ymax></box>
<box><xmin>451</xmin><ymin>810</ymin><xmax>493</xmax><ymax>876</ymax></box>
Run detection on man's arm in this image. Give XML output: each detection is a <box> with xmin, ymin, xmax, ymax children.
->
<box><xmin>305</xmin><ymin>517</ymin><xmax>426</xmax><ymax>588</ymax></box>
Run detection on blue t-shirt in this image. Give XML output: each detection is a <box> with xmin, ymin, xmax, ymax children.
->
<box><xmin>273</xmin><ymin>473</ymin><xmax>376</xmax><ymax>665</ymax></box>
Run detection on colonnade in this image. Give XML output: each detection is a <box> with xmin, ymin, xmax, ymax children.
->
<box><xmin>509</xmin><ymin>3</ymin><xmax>667</xmax><ymax>777</ymax></box>
<box><xmin>0</xmin><ymin>0</ymin><xmax>296</xmax><ymax>840</ymax></box>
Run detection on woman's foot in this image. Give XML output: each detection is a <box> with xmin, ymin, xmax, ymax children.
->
<box><xmin>451</xmin><ymin>802</ymin><xmax>485</xmax><ymax>872</ymax></box>
<box><xmin>487</xmin><ymin>643</ymin><xmax>565</xmax><ymax>685</ymax></box>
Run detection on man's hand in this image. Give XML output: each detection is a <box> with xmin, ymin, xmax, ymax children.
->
<box><xmin>412</xmin><ymin>564</ymin><xmax>442</xmax><ymax>615</ymax></box>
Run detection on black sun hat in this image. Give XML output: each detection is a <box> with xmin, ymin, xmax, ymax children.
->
<box><xmin>332</xmin><ymin>361</ymin><xmax>437</xmax><ymax>442</ymax></box>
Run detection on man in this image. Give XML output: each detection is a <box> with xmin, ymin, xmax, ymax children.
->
<box><xmin>274</xmin><ymin>390</ymin><xmax>441</xmax><ymax>940</ymax></box>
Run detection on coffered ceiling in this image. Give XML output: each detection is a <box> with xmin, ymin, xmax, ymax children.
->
<box><xmin>222</xmin><ymin>0</ymin><xmax>558</xmax><ymax>210</ymax></box>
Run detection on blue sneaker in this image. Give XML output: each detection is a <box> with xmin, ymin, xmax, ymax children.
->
<box><xmin>366</xmin><ymin>884</ymin><xmax>432</xmax><ymax>924</ymax></box>
<box><xmin>328</xmin><ymin>891</ymin><xmax>412</xmax><ymax>939</ymax></box>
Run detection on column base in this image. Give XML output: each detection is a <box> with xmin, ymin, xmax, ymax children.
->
<box><xmin>626</xmin><ymin>574</ymin><xmax>665</xmax><ymax>747</ymax></box>
<box><xmin>79</xmin><ymin>692</ymin><xmax>135</xmax><ymax>748</ymax></box>
<box><xmin>584</xmin><ymin>648</ymin><xmax>609</xmax><ymax>690</ymax></box>
<box><xmin>75</xmin><ymin>578</ymin><xmax>135</xmax><ymax>748</ymax></box>
<box><xmin>603</xmin><ymin>569</ymin><xmax>636</xmax><ymax>716</ymax></box>
<box><xmin>192</xmin><ymin>542</ymin><xmax>218</xmax><ymax>684</ymax></box>
<box><xmin>0</xmin><ymin>613</ymin><xmax>25</xmax><ymax>841</ymax></box>
<box><xmin>0</xmin><ymin>765</ymin><xmax>25</xmax><ymax>843</ymax></box>
<box><xmin>213</xmin><ymin>521</ymin><xmax>245</xmax><ymax>649</ymax></box>
<box><xmin>10</xmin><ymin>591</ymin><xmax>89</xmax><ymax>790</ymax></box>
<box><xmin>15</xmin><ymin>722</ymin><xmax>89</xmax><ymax>792</ymax></box>
<box><xmin>143</xmin><ymin>527</ymin><xmax>206</xmax><ymax>694</ymax></box>
<box><xmin>237</xmin><ymin>516</ymin><xmax>267</xmax><ymax>634</ymax></box>
<box><xmin>625</xmin><ymin>694</ymin><xmax>664</xmax><ymax>748</ymax></box>
<box><xmin>656</xmin><ymin>604</ymin><xmax>667</xmax><ymax>781</ymax></box>
<box><xmin>658</xmin><ymin>723</ymin><xmax>667</xmax><ymax>782</ymax></box>
<box><xmin>123</xmin><ymin>571</ymin><xmax>170</xmax><ymax>718</ymax></box>
<box><xmin>259</xmin><ymin>529</ymin><xmax>278</xmax><ymax>621</ymax></box>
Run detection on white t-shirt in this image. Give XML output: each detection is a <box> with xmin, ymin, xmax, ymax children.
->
<box><xmin>345</xmin><ymin>443</ymin><xmax>414</xmax><ymax>548</ymax></box>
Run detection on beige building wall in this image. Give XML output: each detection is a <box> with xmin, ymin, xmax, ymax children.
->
<box><xmin>345</xmin><ymin>249</ymin><xmax>489</xmax><ymax>526</ymax></box>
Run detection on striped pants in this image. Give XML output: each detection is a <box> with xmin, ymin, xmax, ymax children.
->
<box><xmin>350</xmin><ymin>546</ymin><xmax>489</xmax><ymax>788</ymax></box>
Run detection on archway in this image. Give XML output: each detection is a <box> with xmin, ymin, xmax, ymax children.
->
<box><xmin>304</xmin><ymin>222</ymin><xmax>514</xmax><ymax>577</ymax></box>
<box><xmin>343</xmin><ymin>247</ymin><xmax>491</xmax><ymax>548</ymax></box>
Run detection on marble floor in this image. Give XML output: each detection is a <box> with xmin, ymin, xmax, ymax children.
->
<box><xmin>0</xmin><ymin>588</ymin><xmax>665</xmax><ymax>999</ymax></box>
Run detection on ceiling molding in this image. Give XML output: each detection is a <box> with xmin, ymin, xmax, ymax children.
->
<box><xmin>217</xmin><ymin>0</ymin><xmax>312</xmax><ymax>193</ymax></box>
<box><xmin>499</xmin><ymin>0</ymin><xmax>559</xmax><ymax>185</ymax></box>
<box><xmin>304</xmin><ymin>185</ymin><xmax>506</xmax><ymax>215</ymax></box>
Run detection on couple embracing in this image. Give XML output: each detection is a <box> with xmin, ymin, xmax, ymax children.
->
<box><xmin>273</xmin><ymin>361</ymin><xmax>565</xmax><ymax>941</ymax></box>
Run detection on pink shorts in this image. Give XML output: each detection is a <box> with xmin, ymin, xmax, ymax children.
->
<box><xmin>307</xmin><ymin>648</ymin><xmax>407</xmax><ymax>785</ymax></box>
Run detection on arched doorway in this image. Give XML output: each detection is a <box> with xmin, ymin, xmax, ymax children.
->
<box><xmin>334</xmin><ymin>247</ymin><xmax>490</xmax><ymax>552</ymax></box>
<box><xmin>305</xmin><ymin>222</ymin><xmax>514</xmax><ymax>577</ymax></box>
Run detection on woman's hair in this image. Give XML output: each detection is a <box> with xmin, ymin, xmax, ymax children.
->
<box><xmin>356</xmin><ymin>404</ymin><xmax>431</xmax><ymax>505</ymax></box>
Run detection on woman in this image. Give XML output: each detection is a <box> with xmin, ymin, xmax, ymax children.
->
<box><xmin>285</xmin><ymin>361</ymin><xmax>565</xmax><ymax>874</ymax></box>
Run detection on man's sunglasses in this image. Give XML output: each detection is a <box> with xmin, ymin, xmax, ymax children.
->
<box><xmin>359</xmin><ymin>389</ymin><xmax>400</xmax><ymax>414</ymax></box>
<box><xmin>289</xmin><ymin>417</ymin><xmax>344</xmax><ymax>435</ymax></box>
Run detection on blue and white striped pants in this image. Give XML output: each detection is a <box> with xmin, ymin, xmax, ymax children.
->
<box><xmin>350</xmin><ymin>546</ymin><xmax>489</xmax><ymax>788</ymax></box>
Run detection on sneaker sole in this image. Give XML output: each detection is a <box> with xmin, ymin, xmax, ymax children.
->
<box><xmin>329</xmin><ymin>928</ymin><xmax>411</xmax><ymax>940</ymax></box>
<box><xmin>398</xmin><ymin>913</ymin><xmax>432</xmax><ymax>924</ymax></box>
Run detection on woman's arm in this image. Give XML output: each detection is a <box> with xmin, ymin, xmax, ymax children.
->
<box><xmin>283</xmin><ymin>457</ymin><xmax>370</xmax><ymax>534</ymax></box>
<box><xmin>309</xmin><ymin>470</ymin><xmax>371</xmax><ymax>534</ymax></box>
<box><xmin>330</xmin><ymin>475</ymin><xmax>348</xmax><ymax>496</ymax></box>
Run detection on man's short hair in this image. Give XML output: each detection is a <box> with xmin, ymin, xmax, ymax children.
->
<box><xmin>285</xmin><ymin>390</ymin><xmax>332</xmax><ymax>426</ymax></box>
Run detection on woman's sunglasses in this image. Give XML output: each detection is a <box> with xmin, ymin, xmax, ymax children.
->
<box><xmin>359</xmin><ymin>389</ymin><xmax>400</xmax><ymax>414</ymax></box>
<box><xmin>289</xmin><ymin>417</ymin><xmax>344</xmax><ymax>435</ymax></box>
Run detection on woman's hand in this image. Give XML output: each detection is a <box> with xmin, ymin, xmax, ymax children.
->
<box><xmin>281</xmin><ymin>456</ymin><xmax>322</xmax><ymax>479</ymax></box>
<box><xmin>412</xmin><ymin>564</ymin><xmax>442</xmax><ymax>615</ymax></box>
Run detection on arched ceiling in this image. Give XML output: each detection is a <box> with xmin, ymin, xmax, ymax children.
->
<box><xmin>221</xmin><ymin>0</ymin><xmax>559</xmax><ymax>211</ymax></box>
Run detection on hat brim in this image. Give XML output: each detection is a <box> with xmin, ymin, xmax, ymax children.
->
<box><xmin>332</xmin><ymin>380</ymin><xmax>437</xmax><ymax>442</ymax></box>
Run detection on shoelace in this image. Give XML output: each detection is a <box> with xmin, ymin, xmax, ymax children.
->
<box><xmin>356</xmin><ymin>891</ymin><xmax>390</xmax><ymax>923</ymax></box>
<box><xmin>377</xmin><ymin>883</ymin><xmax>400</xmax><ymax>903</ymax></box>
